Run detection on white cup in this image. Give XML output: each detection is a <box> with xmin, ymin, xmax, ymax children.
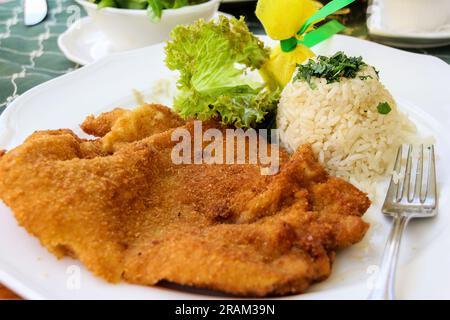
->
<box><xmin>379</xmin><ymin>0</ymin><xmax>450</xmax><ymax>33</ymax></box>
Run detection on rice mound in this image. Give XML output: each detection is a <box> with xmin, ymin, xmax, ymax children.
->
<box><xmin>277</xmin><ymin>65</ymin><xmax>416</xmax><ymax>191</ymax></box>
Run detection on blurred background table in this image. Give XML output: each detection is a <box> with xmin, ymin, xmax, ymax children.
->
<box><xmin>1</xmin><ymin>0</ymin><xmax>450</xmax><ymax>299</ymax></box>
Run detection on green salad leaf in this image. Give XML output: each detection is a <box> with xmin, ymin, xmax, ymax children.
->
<box><xmin>165</xmin><ymin>16</ymin><xmax>278</xmax><ymax>128</ymax></box>
<box><xmin>147</xmin><ymin>0</ymin><xmax>164</xmax><ymax>21</ymax></box>
<box><xmin>117</xmin><ymin>0</ymin><xmax>147</xmax><ymax>9</ymax></box>
<box><xmin>90</xmin><ymin>0</ymin><xmax>208</xmax><ymax>21</ymax></box>
<box><xmin>97</xmin><ymin>0</ymin><xmax>118</xmax><ymax>9</ymax></box>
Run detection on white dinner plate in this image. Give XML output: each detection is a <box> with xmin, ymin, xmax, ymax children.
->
<box><xmin>58</xmin><ymin>12</ymin><xmax>233</xmax><ymax>65</ymax></box>
<box><xmin>1</xmin><ymin>35</ymin><xmax>450</xmax><ymax>299</ymax></box>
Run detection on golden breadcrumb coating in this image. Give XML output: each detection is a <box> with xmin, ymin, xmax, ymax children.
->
<box><xmin>0</xmin><ymin>107</ymin><xmax>370</xmax><ymax>297</ymax></box>
<box><xmin>81</xmin><ymin>104</ymin><xmax>184</xmax><ymax>152</ymax></box>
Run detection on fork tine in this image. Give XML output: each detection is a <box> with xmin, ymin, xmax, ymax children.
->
<box><xmin>385</xmin><ymin>145</ymin><xmax>402</xmax><ymax>203</ymax></box>
<box><xmin>412</xmin><ymin>144</ymin><xmax>423</xmax><ymax>202</ymax></box>
<box><xmin>398</xmin><ymin>145</ymin><xmax>412</xmax><ymax>202</ymax></box>
<box><xmin>424</xmin><ymin>145</ymin><xmax>437</xmax><ymax>205</ymax></box>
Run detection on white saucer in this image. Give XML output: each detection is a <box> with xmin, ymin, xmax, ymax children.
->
<box><xmin>367</xmin><ymin>7</ymin><xmax>450</xmax><ymax>48</ymax></box>
<box><xmin>368</xmin><ymin>26</ymin><xmax>450</xmax><ymax>49</ymax></box>
<box><xmin>58</xmin><ymin>12</ymin><xmax>233</xmax><ymax>65</ymax></box>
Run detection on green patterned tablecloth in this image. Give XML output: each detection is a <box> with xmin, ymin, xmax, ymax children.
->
<box><xmin>1</xmin><ymin>0</ymin><xmax>450</xmax><ymax>116</ymax></box>
<box><xmin>0</xmin><ymin>0</ymin><xmax>84</xmax><ymax>113</ymax></box>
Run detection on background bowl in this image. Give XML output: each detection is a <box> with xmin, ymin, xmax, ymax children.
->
<box><xmin>75</xmin><ymin>0</ymin><xmax>220</xmax><ymax>51</ymax></box>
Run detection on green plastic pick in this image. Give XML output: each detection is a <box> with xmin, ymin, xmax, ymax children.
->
<box><xmin>298</xmin><ymin>20</ymin><xmax>345</xmax><ymax>48</ymax></box>
<box><xmin>279</xmin><ymin>0</ymin><xmax>356</xmax><ymax>53</ymax></box>
<box><xmin>280</xmin><ymin>37</ymin><xmax>298</xmax><ymax>52</ymax></box>
<box><xmin>297</xmin><ymin>0</ymin><xmax>356</xmax><ymax>35</ymax></box>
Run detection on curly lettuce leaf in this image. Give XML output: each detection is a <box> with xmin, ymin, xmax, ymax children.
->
<box><xmin>165</xmin><ymin>16</ymin><xmax>278</xmax><ymax>128</ymax></box>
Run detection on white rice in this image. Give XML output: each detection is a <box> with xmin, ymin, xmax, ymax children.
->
<box><xmin>277</xmin><ymin>65</ymin><xmax>417</xmax><ymax>193</ymax></box>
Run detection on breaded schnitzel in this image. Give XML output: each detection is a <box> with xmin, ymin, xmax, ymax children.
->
<box><xmin>81</xmin><ymin>108</ymin><xmax>129</xmax><ymax>138</ymax></box>
<box><xmin>81</xmin><ymin>104</ymin><xmax>185</xmax><ymax>152</ymax></box>
<box><xmin>0</xmin><ymin>105</ymin><xmax>370</xmax><ymax>296</ymax></box>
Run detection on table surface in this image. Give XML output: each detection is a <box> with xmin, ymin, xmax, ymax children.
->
<box><xmin>1</xmin><ymin>0</ymin><xmax>450</xmax><ymax>300</ymax></box>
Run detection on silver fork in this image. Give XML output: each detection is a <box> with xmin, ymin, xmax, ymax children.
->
<box><xmin>368</xmin><ymin>144</ymin><xmax>437</xmax><ymax>300</ymax></box>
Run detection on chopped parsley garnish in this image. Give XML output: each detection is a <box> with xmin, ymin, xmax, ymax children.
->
<box><xmin>294</xmin><ymin>51</ymin><xmax>367</xmax><ymax>88</ymax></box>
<box><xmin>377</xmin><ymin>102</ymin><xmax>392</xmax><ymax>115</ymax></box>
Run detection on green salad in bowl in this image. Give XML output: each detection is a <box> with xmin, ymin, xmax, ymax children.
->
<box><xmin>77</xmin><ymin>0</ymin><xmax>220</xmax><ymax>50</ymax></box>
<box><xmin>89</xmin><ymin>0</ymin><xmax>210</xmax><ymax>21</ymax></box>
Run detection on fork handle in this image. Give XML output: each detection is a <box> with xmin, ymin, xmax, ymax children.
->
<box><xmin>368</xmin><ymin>214</ymin><xmax>410</xmax><ymax>300</ymax></box>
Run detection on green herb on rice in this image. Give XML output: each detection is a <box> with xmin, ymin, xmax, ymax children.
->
<box><xmin>293</xmin><ymin>52</ymin><xmax>368</xmax><ymax>88</ymax></box>
<box><xmin>377</xmin><ymin>102</ymin><xmax>392</xmax><ymax>115</ymax></box>
<box><xmin>359</xmin><ymin>75</ymin><xmax>373</xmax><ymax>80</ymax></box>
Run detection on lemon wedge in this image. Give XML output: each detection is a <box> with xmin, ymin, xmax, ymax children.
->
<box><xmin>260</xmin><ymin>44</ymin><xmax>315</xmax><ymax>90</ymax></box>
<box><xmin>256</xmin><ymin>0</ymin><xmax>320</xmax><ymax>40</ymax></box>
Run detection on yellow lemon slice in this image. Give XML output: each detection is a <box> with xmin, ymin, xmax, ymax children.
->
<box><xmin>256</xmin><ymin>0</ymin><xmax>319</xmax><ymax>40</ymax></box>
<box><xmin>260</xmin><ymin>44</ymin><xmax>315</xmax><ymax>90</ymax></box>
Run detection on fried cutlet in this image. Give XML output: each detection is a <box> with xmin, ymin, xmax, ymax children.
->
<box><xmin>81</xmin><ymin>107</ymin><xmax>129</xmax><ymax>137</ymax></box>
<box><xmin>81</xmin><ymin>104</ymin><xmax>185</xmax><ymax>152</ymax></box>
<box><xmin>0</xmin><ymin>107</ymin><xmax>370</xmax><ymax>296</ymax></box>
